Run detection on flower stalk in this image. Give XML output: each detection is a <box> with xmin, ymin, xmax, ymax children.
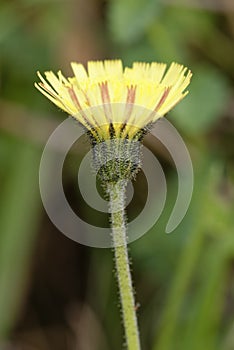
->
<box><xmin>107</xmin><ymin>180</ymin><xmax>141</xmax><ymax>350</ymax></box>
<box><xmin>35</xmin><ymin>58</ymin><xmax>192</xmax><ymax>349</ymax></box>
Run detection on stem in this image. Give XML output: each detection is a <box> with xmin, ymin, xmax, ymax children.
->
<box><xmin>107</xmin><ymin>180</ymin><xmax>141</xmax><ymax>350</ymax></box>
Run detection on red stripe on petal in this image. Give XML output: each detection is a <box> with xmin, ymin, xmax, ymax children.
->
<box><xmin>39</xmin><ymin>83</ymin><xmax>68</xmax><ymax>110</ymax></box>
<box><xmin>125</xmin><ymin>85</ymin><xmax>137</xmax><ymax>121</ymax></box>
<box><xmin>99</xmin><ymin>81</ymin><xmax>111</xmax><ymax>104</ymax></box>
<box><xmin>68</xmin><ymin>86</ymin><xmax>82</xmax><ymax>110</ymax></box>
<box><xmin>99</xmin><ymin>81</ymin><xmax>112</xmax><ymax>121</ymax></box>
<box><xmin>68</xmin><ymin>86</ymin><xmax>96</xmax><ymax>129</ymax></box>
<box><xmin>39</xmin><ymin>83</ymin><xmax>58</xmax><ymax>99</ymax></box>
<box><xmin>126</xmin><ymin>85</ymin><xmax>136</xmax><ymax>104</ymax></box>
<box><xmin>155</xmin><ymin>87</ymin><xmax>171</xmax><ymax>112</ymax></box>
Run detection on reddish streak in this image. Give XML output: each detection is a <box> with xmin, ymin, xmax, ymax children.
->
<box><xmin>39</xmin><ymin>83</ymin><xmax>67</xmax><ymax>109</ymax></box>
<box><xmin>81</xmin><ymin>89</ymin><xmax>91</xmax><ymax>106</ymax></box>
<box><xmin>39</xmin><ymin>83</ymin><xmax>57</xmax><ymax>98</ymax></box>
<box><xmin>99</xmin><ymin>81</ymin><xmax>111</xmax><ymax>104</ymax></box>
<box><xmin>155</xmin><ymin>87</ymin><xmax>171</xmax><ymax>112</ymax></box>
<box><xmin>68</xmin><ymin>87</ymin><xmax>81</xmax><ymax>110</ymax></box>
<box><xmin>124</xmin><ymin>85</ymin><xmax>137</xmax><ymax>121</ymax></box>
<box><xmin>126</xmin><ymin>85</ymin><xmax>136</xmax><ymax>104</ymax></box>
<box><xmin>68</xmin><ymin>86</ymin><xmax>93</xmax><ymax>128</ymax></box>
<box><xmin>99</xmin><ymin>81</ymin><xmax>112</xmax><ymax>121</ymax></box>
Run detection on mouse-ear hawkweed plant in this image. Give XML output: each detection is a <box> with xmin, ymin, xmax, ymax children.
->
<box><xmin>35</xmin><ymin>60</ymin><xmax>192</xmax><ymax>349</ymax></box>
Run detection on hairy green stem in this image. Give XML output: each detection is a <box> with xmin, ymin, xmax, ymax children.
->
<box><xmin>107</xmin><ymin>180</ymin><xmax>141</xmax><ymax>350</ymax></box>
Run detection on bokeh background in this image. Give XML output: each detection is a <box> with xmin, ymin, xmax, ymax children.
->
<box><xmin>0</xmin><ymin>0</ymin><xmax>234</xmax><ymax>349</ymax></box>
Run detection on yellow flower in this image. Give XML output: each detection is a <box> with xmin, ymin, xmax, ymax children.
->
<box><xmin>35</xmin><ymin>60</ymin><xmax>192</xmax><ymax>141</ymax></box>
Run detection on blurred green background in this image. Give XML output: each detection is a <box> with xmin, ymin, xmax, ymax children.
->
<box><xmin>0</xmin><ymin>0</ymin><xmax>234</xmax><ymax>349</ymax></box>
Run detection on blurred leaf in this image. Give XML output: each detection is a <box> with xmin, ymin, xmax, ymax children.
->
<box><xmin>132</xmin><ymin>172</ymin><xmax>188</xmax><ymax>283</ymax></box>
<box><xmin>0</xmin><ymin>3</ymin><xmax>23</xmax><ymax>44</ymax></box>
<box><xmin>0</xmin><ymin>137</ymin><xmax>41</xmax><ymax>339</ymax></box>
<box><xmin>152</xmin><ymin>157</ymin><xmax>215</xmax><ymax>350</ymax></box>
<box><xmin>152</xmin><ymin>158</ymin><xmax>233</xmax><ymax>350</ymax></box>
<box><xmin>171</xmin><ymin>65</ymin><xmax>230</xmax><ymax>134</ymax></box>
<box><xmin>164</xmin><ymin>6</ymin><xmax>215</xmax><ymax>42</ymax></box>
<box><xmin>119</xmin><ymin>41</ymin><xmax>159</xmax><ymax>66</ymax></box>
<box><xmin>147</xmin><ymin>21</ymin><xmax>185</xmax><ymax>62</ymax></box>
<box><xmin>108</xmin><ymin>0</ymin><xmax>161</xmax><ymax>44</ymax></box>
<box><xmin>181</xmin><ymin>243</ymin><xmax>230</xmax><ymax>350</ymax></box>
<box><xmin>147</xmin><ymin>7</ymin><xmax>214</xmax><ymax>63</ymax></box>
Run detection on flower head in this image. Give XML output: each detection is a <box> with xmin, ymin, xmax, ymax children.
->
<box><xmin>35</xmin><ymin>60</ymin><xmax>192</xmax><ymax>142</ymax></box>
